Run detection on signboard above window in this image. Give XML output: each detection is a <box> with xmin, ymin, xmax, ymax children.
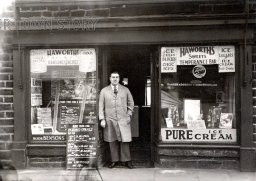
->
<box><xmin>30</xmin><ymin>48</ymin><xmax>96</xmax><ymax>74</ymax></box>
<box><xmin>161</xmin><ymin>46</ymin><xmax>235</xmax><ymax>73</ymax></box>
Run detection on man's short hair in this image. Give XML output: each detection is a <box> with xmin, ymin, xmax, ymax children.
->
<box><xmin>110</xmin><ymin>71</ymin><xmax>120</xmax><ymax>77</ymax></box>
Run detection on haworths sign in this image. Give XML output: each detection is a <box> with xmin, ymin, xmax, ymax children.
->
<box><xmin>161</xmin><ymin>46</ymin><xmax>235</xmax><ymax>73</ymax></box>
<box><xmin>161</xmin><ymin>128</ymin><xmax>237</xmax><ymax>143</ymax></box>
<box><xmin>30</xmin><ymin>48</ymin><xmax>96</xmax><ymax>73</ymax></box>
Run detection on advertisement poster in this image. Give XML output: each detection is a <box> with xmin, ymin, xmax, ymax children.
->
<box><xmin>31</xmin><ymin>78</ymin><xmax>42</xmax><ymax>106</ymax></box>
<box><xmin>161</xmin><ymin>128</ymin><xmax>237</xmax><ymax>142</ymax></box>
<box><xmin>184</xmin><ymin>99</ymin><xmax>200</xmax><ymax>123</ymax></box>
<box><xmin>161</xmin><ymin>46</ymin><xmax>235</xmax><ymax>73</ymax></box>
<box><xmin>219</xmin><ymin>113</ymin><xmax>233</xmax><ymax>129</ymax></box>
<box><xmin>31</xmin><ymin>124</ymin><xmax>44</xmax><ymax>135</ymax></box>
<box><xmin>30</xmin><ymin>48</ymin><xmax>96</xmax><ymax>73</ymax></box>
<box><xmin>36</xmin><ymin>108</ymin><xmax>52</xmax><ymax>127</ymax></box>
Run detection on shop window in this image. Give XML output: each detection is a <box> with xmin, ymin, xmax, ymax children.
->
<box><xmin>30</xmin><ymin>48</ymin><xmax>97</xmax><ymax>141</ymax></box>
<box><xmin>160</xmin><ymin>46</ymin><xmax>237</xmax><ymax>143</ymax></box>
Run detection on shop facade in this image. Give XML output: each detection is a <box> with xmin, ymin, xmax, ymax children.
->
<box><xmin>4</xmin><ymin>0</ymin><xmax>256</xmax><ymax>171</ymax></box>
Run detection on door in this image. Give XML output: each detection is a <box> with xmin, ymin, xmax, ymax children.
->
<box><xmin>101</xmin><ymin>45</ymin><xmax>153</xmax><ymax>167</ymax></box>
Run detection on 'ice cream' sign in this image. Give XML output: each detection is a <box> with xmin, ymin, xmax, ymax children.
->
<box><xmin>161</xmin><ymin>128</ymin><xmax>236</xmax><ymax>143</ymax></box>
<box><xmin>161</xmin><ymin>46</ymin><xmax>235</xmax><ymax>73</ymax></box>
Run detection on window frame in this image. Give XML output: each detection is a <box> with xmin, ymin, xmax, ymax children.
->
<box><xmin>158</xmin><ymin>44</ymin><xmax>241</xmax><ymax>145</ymax></box>
<box><xmin>27</xmin><ymin>47</ymin><xmax>99</xmax><ymax>144</ymax></box>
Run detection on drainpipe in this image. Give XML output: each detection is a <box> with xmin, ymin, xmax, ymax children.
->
<box><xmin>243</xmin><ymin>0</ymin><xmax>249</xmax><ymax>87</ymax></box>
<box><xmin>14</xmin><ymin>3</ymin><xmax>23</xmax><ymax>90</ymax></box>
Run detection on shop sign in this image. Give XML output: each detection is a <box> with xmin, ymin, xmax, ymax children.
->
<box><xmin>161</xmin><ymin>128</ymin><xmax>236</xmax><ymax>142</ymax></box>
<box><xmin>30</xmin><ymin>48</ymin><xmax>96</xmax><ymax>73</ymax></box>
<box><xmin>192</xmin><ymin>65</ymin><xmax>206</xmax><ymax>78</ymax></box>
<box><xmin>161</xmin><ymin>46</ymin><xmax>235</xmax><ymax>73</ymax></box>
<box><xmin>32</xmin><ymin>135</ymin><xmax>66</xmax><ymax>141</ymax></box>
<box><xmin>66</xmin><ymin>124</ymin><xmax>97</xmax><ymax>169</ymax></box>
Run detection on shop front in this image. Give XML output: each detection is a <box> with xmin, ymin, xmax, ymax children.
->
<box><xmin>156</xmin><ymin>45</ymin><xmax>240</xmax><ymax>169</ymax></box>
<box><xmin>160</xmin><ymin>46</ymin><xmax>236</xmax><ymax>142</ymax></box>
<box><xmin>25</xmin><ymin>46</ymin><xmax>153</xmax><ymax>168</ymax></box>
<box><xmin>11</xmin><ymin>1</ymin><xmax>255</xmax><ymax>171</ymax></box>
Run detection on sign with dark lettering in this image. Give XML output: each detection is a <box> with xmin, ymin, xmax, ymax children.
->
<box><xmin>66</xmin><ymin>124</ymin><xmax>97</xmax><ymax>169</ymax></box>
<box><xmin>161</xmin><ymin>128</ymin><xmax>236</xmax><ymax>142</ymax></box>
<box><xmin>161</xmin><ymin>46</ymin><xmax>235</xmax><ymax>73</ymax></box>
<box><xmin>30</xmin><ymin>48</ymin><xmax>96</xmax><ymax>73</ymax></box>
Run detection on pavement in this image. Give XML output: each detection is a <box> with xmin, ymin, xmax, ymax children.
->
<box><xmin>0</xmin><ymin>167</ymin><xmax>256</xmax><ymax>181</ymax></box>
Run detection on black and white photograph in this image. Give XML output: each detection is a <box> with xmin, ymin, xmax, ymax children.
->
<box><xmin>0</xmin><ymin>0</ymin><xmax>256</xmax><ymax>181</ymax></box>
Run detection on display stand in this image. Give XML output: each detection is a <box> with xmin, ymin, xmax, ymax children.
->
<box><xmin>66</xmin><ymin>124</ymin><xmax>102</xmax><ymax>181</ymax></box>
<box><xmin>66</xmin><ymin>124</ymin><xmax>97</xmax><ymax>169</ymax></box>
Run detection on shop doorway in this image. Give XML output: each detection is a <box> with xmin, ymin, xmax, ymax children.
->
<box><xmin>103</xmin><ymin>45</ymin><xmax>153</xmax><ymax>167</ymax></box>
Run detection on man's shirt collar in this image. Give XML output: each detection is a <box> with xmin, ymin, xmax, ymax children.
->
<box><xmin>111</xmin><ymin>84</ymin><xmax>118</xmax><ymax>90</ymax></box>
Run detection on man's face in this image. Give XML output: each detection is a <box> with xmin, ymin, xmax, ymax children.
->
<box><xmin>110</xmin><ymin>73</ymin><xmax>120</xmax><ymax>86</ymax></box>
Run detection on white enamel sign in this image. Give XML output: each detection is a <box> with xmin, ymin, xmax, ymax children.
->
<box><xmin>161</xmin><ymin>46</ymin><xmax>235</xmax><ymax>73</ymax></box>
<box><xmin>161</xmin><ymin>128</ymin><xmax>237</xmax><ymax>143</ymax></box>
<box><xmin>30</xmin><ymin>48</ymin><xmax>96</xmax><ymax>73</ymax></box>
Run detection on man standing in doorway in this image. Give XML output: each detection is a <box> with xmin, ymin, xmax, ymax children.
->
<box><xmin>99</xmin><ymin>71</ymin><xmax>134</xmax><ymax>169</ymax></box>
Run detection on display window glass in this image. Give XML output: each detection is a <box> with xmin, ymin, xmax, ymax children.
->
<box><xmin>160</xmin><ymin>46</ymin><xmax>237</xmax><ymax>143</ymax></box>
<box><xmin>30</xmin><ymin>48</ymin><xmax>97</xmax><ymax>140</ymax></box>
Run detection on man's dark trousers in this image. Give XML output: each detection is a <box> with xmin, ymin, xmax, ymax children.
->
<box><xmin>109</xmin><ymin>140</ymin><xmax>131</xmax><ymax>162</ymax></box>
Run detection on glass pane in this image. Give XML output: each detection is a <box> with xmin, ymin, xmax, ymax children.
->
<box><xmin>30</xmin><ymin>49</ymin><xmax>97</xmax><ymax>137</ymax></box>
<box><xmin>160</xmin><ymin>46</ymin><xmax>237</xmax><ymax>143</ymax></box>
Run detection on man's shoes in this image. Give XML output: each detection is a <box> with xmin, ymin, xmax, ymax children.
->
<box><xmin>126</xmin><ymin>161</ymin><xmax>134</xmax><ymax>169</ymax></box>
<box><xmin>108</xmin><ymin>162</ymin><xmax>117</xmax><ymax>168</ymax></box>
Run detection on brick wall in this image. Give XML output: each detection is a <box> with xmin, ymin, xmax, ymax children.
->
<box><xmin>0</xmin><ymin>1</ymin><xmax>15</xmax><ymax>168</ymax></box>
<box><xmin>17</xmin><ymin>5</ymin><xmax>110</xmax><ymax>19</ymax></box>
<box><xmin>155</xmin><ymin>147</ymin><xmax>240</xmax><ymax>169</ymax></box>
<box><xmin>27</xmin><ymin>157</ymin><xmax>65</xmax><ymax>168</ymax></box>
<box><xmin>16</xmin><ymin>0</ymin><xmax>244</xmax><ymax>20</ymax></box>
<box><xmin>253</xmin><ymin>45</ymin><xmax>256</xmax><ymax>143</ymax></box>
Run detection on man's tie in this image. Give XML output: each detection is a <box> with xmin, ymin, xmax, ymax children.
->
<box><xmin>114</xmin><ymin>85</ymin><xmax>118</xmax><ymax>94</ymax></box>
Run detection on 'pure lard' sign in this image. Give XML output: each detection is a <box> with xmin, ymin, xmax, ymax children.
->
<box><xmin>161</xmin><ymin>128</ymin><xmax>236</xmax><ymax>143</ymax></box>
<box><xmin>161</xmin><ymin>46</ymin><xmax>235</xmax><ymax>73</ymax></box>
